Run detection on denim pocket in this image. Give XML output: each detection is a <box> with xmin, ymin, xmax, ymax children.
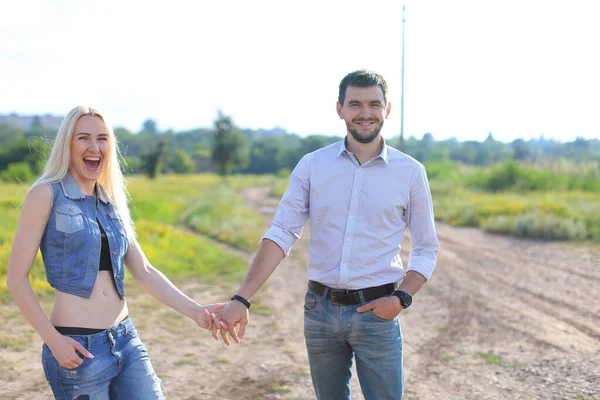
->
<box><xmin>42</xmin><ymin>345</ymin><xmax>86</xmax><ymax>381</ymax></box>
<box><xmin>304</xmin><ymin>290</ymin><xmax>321</xmax><ymax>312</ymax></box>
<box><xmin>59</xmin><ymin>358</ymin><xmax>86</xmax><ymax>374</ymax></box>
<box><xmin>370</xmin><ymin>310</ymin><xmax>396</xmax><ymax>323</ymax></box>
<box><xmin>55</xmin><ymin>204</ymin><xmax>84</xmax><ymax>234</ymax></box>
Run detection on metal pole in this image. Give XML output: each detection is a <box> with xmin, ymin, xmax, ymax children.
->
<box><xmin>399</xmin><ymin>5</ymin><xmax>406</xmax><ymax>152</ymax></box>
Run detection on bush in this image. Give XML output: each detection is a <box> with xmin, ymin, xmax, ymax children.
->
<box><xmin>485</xmin><ymin>160</ymin><xmax>522</xmax><ymax>191</ymax></box>
<box><xmin>568</xmin><ymin>169</ymin><xmax>600</xmax><ymax>192</ymax></box>
<box><xmin>169</xmin><ymin>150</ymin><xmax>195</xmax><ymax>174</ymax></box>
<box><xmin>483</xmin><ymin>213</ymin><xmax>587</xmax><ymax>241</ymax></box>
<box><xmin>0</xmin><ymin>162</ymin><xmax>34</xmax><ymax>183</ymax></box>
<box><xmin>466</xmin><ymin>160</ymin><xmax>600</xmax><ymax>193</ymax></box>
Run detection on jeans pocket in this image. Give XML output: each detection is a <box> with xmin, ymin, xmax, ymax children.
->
<box><xmin>304</xmin><ymin>290</ymin><xmax>321</xmax><ymax>312</ymax></box>
<box><xmin>42</xmin><ymin>347</ymin><xmax>86</xmax><ymax>382</ymax></box>
<box><xmin>57</xmin><ymin>355</ymin><xmax>88</xmax><ymax>380</ymax></box>
<box><xmin>370</xmin><ymin>310</ymin><xmax>395</xmax><ymax>322</ymax></box>
<box><xmin>55</xmin><ymin>204</ymin><xmax>85</xmax><ymax>234</ymax></box>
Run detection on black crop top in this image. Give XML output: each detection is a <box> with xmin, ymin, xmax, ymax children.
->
<box><xmin>98</xmin><ymin>220</ymin><xmax>114</xmax><ymax>272</ymax></box>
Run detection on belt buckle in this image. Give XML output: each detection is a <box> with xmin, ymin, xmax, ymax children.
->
<box><xmin>330</xmin><ymin>289</ymin><xmax>353</xmax><ymax>305</ymax></box>
<box><xmin>330</xmin><ymin>290</ymin><xmax>339</xmax><ymax>305</ymax></box>
<box><xmin>330</xmin><ymin>289</ymin><xmax>345</xmax><ymax>305</ymax></box>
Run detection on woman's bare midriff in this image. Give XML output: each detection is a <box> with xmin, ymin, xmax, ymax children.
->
<box><xmin>50</xmin><ymin>271</ymin><xmax>129</xmax><ymax>329</ymax></box>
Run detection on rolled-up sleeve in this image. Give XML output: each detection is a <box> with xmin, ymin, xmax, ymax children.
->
<box><xmin>262</xmin><ymin>154</ymin><xmax>311</xmax><ymax>256</ymax></box>
<box><xmin>406</xmin><ymin>164</ymin><xmax>439</xmax><ymax>280</ymax></box>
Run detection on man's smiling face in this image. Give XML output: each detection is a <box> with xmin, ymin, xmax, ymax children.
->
<box><xmin>336</xmin><ymin>85</ymin><xmax>390</xmax><ymax>144</ymax></box>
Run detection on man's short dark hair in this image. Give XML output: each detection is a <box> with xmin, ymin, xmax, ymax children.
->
<box><xmin>338</xmin><ymin>69</ymin><xmax>389</xmax><ymax>105</ymax></box>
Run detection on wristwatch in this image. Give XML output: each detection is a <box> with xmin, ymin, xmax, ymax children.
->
<box><xmin>392</xmin><ymin>290</ymin><xmax>412</xmax><ymax>309</ymax></box>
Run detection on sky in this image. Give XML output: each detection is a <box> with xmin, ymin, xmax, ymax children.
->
<box><xmin>1</xmin><ymin>0</ymin><xmax>599</xmax><ymax>143</ymax></box>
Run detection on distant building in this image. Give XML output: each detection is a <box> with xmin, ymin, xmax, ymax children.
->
<box><xmin>0</xmin><ymin>113</ymin><xmax>63</xmax><ymax>131</ymax></box>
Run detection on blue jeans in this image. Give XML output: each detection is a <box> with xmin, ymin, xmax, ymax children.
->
<box><xmin>304</xmin><ymin>288</ymin><xmax>403</xmax><ymax>400</ymax></box>
<box><xmin>41</xmin><ymin>318</ymin><xmax>164</xmax><ymax>399</ymax></box>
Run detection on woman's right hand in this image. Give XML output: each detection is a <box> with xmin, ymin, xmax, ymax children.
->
<box><xmin>48</xmin><ymin>335</ymin><xmax>94</xmax><ymax>369</ymax></box>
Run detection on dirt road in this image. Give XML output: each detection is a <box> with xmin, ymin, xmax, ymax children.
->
<box><xmin>1</xmin><ymin>188</ymin><xmax>598</xmax><ymax>399</ymax></box>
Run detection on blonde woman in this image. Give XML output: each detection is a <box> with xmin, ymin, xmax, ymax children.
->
<box><xmin>7</xmin><ymin>106</ymin><xmax>222</xmax><ymax>399</ymax></box>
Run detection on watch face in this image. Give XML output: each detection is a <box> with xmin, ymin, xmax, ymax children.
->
<box><xmin>395</xmin><ymin>291</ymin><xmax>412</xmax><ymax>308</ymax></box>
<box><xmin>401</xmin><ymin>292</ymin><xmax>412</xmax><ymax>308</ymax></box>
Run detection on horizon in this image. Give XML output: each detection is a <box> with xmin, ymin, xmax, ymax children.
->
<box><xmin>0</xmin><ymin>110</ymin><xmax>595</xmax><ymax>145</ymax></box>
<box><xmin>1</xmin><ymin>0</ymin><xmax>599</xmax><ymax>143</ymax></box>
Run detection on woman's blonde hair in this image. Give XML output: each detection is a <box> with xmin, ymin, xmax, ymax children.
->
<box><xmin>33</xmin><ymin>106</ymin><xmax>135</xmax><ymax>240</ymax></box>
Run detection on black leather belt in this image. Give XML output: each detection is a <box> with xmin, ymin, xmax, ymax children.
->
<box><xmin>308</xmin><ymin>280</ymin><xmax>395</xmax><ymax>306</ymax></box>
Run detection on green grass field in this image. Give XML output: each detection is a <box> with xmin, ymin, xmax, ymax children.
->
<box><xmin>425</xmin><ymin>160</ymin><xmax>600</xmax><ymax>241</ymax></box>
<box><xmin>430</xmin><ymin>180</ymin><xmax>600</xmax><ymax>241</ymax></box>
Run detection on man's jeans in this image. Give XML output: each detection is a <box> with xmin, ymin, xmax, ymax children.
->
<box><xmin>41</xmin><ymin>317</ymin><xmax>164</xmax><ymax>400</ymax></box>
<box><xmin>304</xmin><ymin>287</ymin><xmax>403</xmax><ymax>400</ymax></box>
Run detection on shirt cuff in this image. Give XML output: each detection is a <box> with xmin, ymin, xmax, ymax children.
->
<box><xmin>262</xmin><ymin>225</ymin><xmax>297</xmax><ymax>257</ymax></box>
<box><xmin>406</xmin><ymin>257</ymin><xmax>436</xmax><ymax>281</ymax></box>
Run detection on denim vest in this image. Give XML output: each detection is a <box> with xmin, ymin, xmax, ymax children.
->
<box><xmin>40</xmin><ymin>172</ymin><xmax>128</xmax><ymax>299</ymax></box>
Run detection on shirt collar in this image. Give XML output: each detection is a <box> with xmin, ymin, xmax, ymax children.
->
<box><xmin>336</xmin><ymin>140</ymin><xmax>347</xmax><ymax>157</ymax></box>
<box><xmin>61</xmin><ymin>171</ymin><xmax>111</xmax><ymax>204</ymax></box>
<box><xmin>379</xmin><ymin>139</ymin><xmax>390</xmax><ymax>164</ymax></box>
<box><xmin>337</xmin><ymin>137</ymin><xmax>390</xmax><ymax>165</ymax></box>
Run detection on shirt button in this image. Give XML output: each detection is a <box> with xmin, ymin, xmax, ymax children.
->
<box><xmin>69</xmin><ymin>206</ymin><xmax>74</xmax><ymax>212</ymax></box>
<box><xmin>112</xmin><ymin>251</ymin><xmax>117</xmax><ymax>256</ymax></box>
<box><xmin>106</xmin><ymin>227</ymin><xmax>111</xmax><ymax>231</ymax></box>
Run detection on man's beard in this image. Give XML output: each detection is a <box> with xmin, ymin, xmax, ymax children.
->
<box><xmin>346</xmin><ymin>120</ymin><xmax>383</xmax><ymax>144</ymax></box>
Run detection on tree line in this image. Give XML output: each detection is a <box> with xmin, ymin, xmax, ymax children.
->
<box><xmin>0</xmin><ymin>111</ymin><xmax>598</xmax><ymax>183</ymax></box>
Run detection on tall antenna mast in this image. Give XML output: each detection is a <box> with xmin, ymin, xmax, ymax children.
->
<box><xmin>399</xmin><ymin>5</ymin><xmax>406</xmax><ymax>152</ymax></box>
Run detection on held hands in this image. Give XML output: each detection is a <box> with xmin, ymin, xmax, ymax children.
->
<box><xmin>48</xmin><ymin>334</ymin><xmax>94</xmax><ymax>369</ymax></box>
<box><xmin>211</xmin><ymin>300</ymin><xmax>249</xmax><ymax>346</ymax></box>
<box><xmin>356</xmin><ymin>295</ymin><xmax>402</xmax><ymax>320</ymax></box>
<box><xmin>192</xmin><ymin>303</ymin><xmax>227</xmax><ymax>336</ymax></box>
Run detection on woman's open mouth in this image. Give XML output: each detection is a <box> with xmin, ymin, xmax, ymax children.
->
<box><xmin>83</xmin><ymin>156</ymin><xmax>101</xmax><ymax>170</ymax></box>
